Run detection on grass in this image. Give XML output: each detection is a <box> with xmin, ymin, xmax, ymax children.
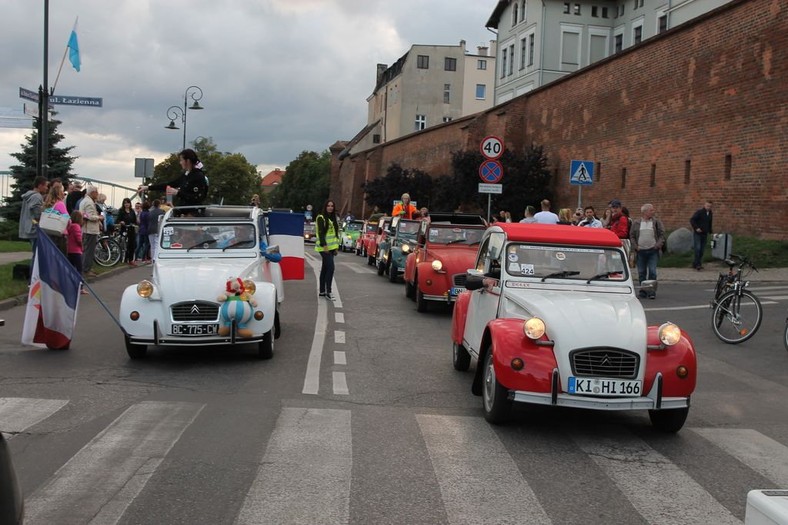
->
<box><xmin>660</xmin><ymin>235</ymin><xmax>788</xmax><ymax>268</ymax></box>
<box><xmin>0</xmin><ymin>240</ymin><xmax>32</xmax><ymax>253</ymax></box>
<box><xmin>0</xmin><ymin>260</ymin><xmax>33</xmax><ymax>302</ymax></box>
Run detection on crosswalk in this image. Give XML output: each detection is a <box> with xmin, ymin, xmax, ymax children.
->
<box><xmin>2</xmin><ymin>396</ymin><xmax>787</xmax><ymax>524</ymax></box>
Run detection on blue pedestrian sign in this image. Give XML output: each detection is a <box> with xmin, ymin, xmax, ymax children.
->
<box><xmin>479</xmin><ymin>160</ymin><xmax>504</xmax><ymax>183</ymax></box>
<box><xmin>570</xmin><ymin>160</ymin><xmax>594</xmax><ymax>185</ymax></box>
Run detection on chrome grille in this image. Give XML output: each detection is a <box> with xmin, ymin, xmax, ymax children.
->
<box><xmin>171</xmin><ymin>301</ymin><xmax>220</xmax><ymax>322</ymax></box>
<box><xmin>452</xmin><ymin>274</ymin><xmax>467</xmax><ymax>287</ymax></box>
<box><xmin>570</xmin><ymin>348</ymin><xmax>639</xmax><ymax>379</ymax></box>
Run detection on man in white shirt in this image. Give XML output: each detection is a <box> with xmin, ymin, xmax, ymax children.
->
<box><xmin>79</xmin><ymin>186</ymin><xmax>102</xmax><ymax>277</ymax></box>
<box><xmin>630</xmin><ymin>203</ymin><xmax>665</xmax><ymax>299</ymax></box>
<box><xmin>533</xmin><ymin>199</ymin><xmax>559</xmax><ymax>224</ymax></box>
<box><xmin>577</xmin><ymin>206</ymin><xmax>603</xmax><ymax>228</ymax></box>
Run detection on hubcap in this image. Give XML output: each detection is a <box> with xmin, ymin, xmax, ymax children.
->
<box><xmin>484</xmin><ymin>357</ymin><xmax>495</xmax><ymax>410</ymax></box>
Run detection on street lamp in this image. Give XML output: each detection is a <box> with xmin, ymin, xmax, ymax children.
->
<box><xmin>164</xmin><ymin>85</ymin><xmax>204</xmax><ymax>151</ymax></box>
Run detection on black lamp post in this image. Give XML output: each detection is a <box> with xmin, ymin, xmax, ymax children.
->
<box><xmin>164</xmin><ymin>85</ymin><xmax>204</xmax><ymax>150</ymax></box>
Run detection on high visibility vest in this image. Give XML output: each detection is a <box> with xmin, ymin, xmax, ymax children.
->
<box><xmin>315</xmin><ymin>214</ymin><xmax>339</xmax><ymax>252</ymax></box>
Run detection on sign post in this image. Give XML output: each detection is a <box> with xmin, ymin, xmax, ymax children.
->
<box><xmin>569</xmin><ymin>159</ymin><xmax>594</xmax><ymax>209</ymax></box>
<box><xmin>479</xmin><ymin>136</ymin><xmax>505</xmax><ymax>222</ymax></box>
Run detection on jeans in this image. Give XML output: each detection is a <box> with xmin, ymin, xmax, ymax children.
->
<box><xmin>136</xmin><ymin>233</ymin><xmax>150</xmax><ymax>260</ymax></box>
<box><xmin>693</xmin><ymin>232</ymin><xmax>707</xmax><ymax>268</ymax></box>
<box><xmin>636</xmin><ymin>248</ymin><xmax>659</xmax><ymax>283</ymax></box>
<box><xmin>319</xmin><ymin>251</ymin><xmax>335</xmax><ymax>294</ymax></box>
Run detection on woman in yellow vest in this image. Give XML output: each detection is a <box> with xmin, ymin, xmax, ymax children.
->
<box><xmin>315</xmin><ymin>199</ymin><xmax>340</xmax><ymax>299</ymax></box>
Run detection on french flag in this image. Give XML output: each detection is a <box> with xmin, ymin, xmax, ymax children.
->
<box><xmin>266</xmin><ymin>211</ymin><xmax>305</xmax><ymax>280</ymax></box>
<box><xmin>21</xmin><ymin>230</ymin><xmax>82</xmax><ymax>350</ymax></box>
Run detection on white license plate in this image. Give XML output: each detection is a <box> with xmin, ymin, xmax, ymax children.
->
<box><xmin>450</xmin><ymin>287</ymin><xmax>465</xmax><ymax>296</ymax></box>
<box><xmin>171</xmin><ymin>323</ymin><xmax>219</xmax><ymax>336</ymax></box>
<box><xmin>568</xmin><ymin>377</ymin><xmax>642</xmax><ymax>396</ymax></box>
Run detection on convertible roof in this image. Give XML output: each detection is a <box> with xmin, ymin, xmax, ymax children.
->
<box><xmin>428</xmin><ymin>212</ymin><xmax>486</xmax><ymax>225</ymax></box>
<box><xmin>498</xmin><ymin>223</ymin><xmax>623</xmax><ymax>247</ymax></box>
<box><xmin>164</xmin><ymin>205</ymin><xmax>259</xmax><ymax>221</ymax></box>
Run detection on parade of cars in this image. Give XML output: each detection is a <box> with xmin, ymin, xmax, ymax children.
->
<box><xmin>339</xmin><ymin>219</ymin><xmax>365</xmax><ymax>253</ymax></box>
<box><xmin>378</xmin><ymin>217</ymin><xmax>421</xmax><ymax>283</ymax></box>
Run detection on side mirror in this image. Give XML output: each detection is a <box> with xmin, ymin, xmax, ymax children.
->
<box><xmin>465</xmin><ymin>269</ymin><xmax>485</xmax><ymax>291</ymax></box>
<box><xmin>0</xmin><ymin>433</ymin><xmax>23</xmax><ymax>525</ymax></box>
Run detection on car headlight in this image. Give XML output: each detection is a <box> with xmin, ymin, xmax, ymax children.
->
<box><xmin>243</xmin><ymin>279</ymin><xmax>256</xmax><ymax>295</ymax></box>
<box><xmin>431</xmin><ymin>260</ymin><xmax>443</xmax><ymax>271</ymax></box>
<box><xmin>137</xmin><ymin>280</ymin><xmax>154</xmax><ymax>298</ymax></box>
<box><xmin>523</xmin><ymin>317</ymin><xmax>545</xmax><ymax>340</ymax></box>
<box><xmin>658</xmin><ymin>322</ymin><xmax>681</xmax><ymax>346</ymax></box>
<box><xmin>402</xmin><ymin>243</ymin><xmax>411</xmax><ymax>253</ymax></box>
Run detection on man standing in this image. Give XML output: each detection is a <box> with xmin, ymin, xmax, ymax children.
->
<box><xmin>65</xmin><ymin>180</ymin><xmax>85</xmax><ymax>214</ymax></box>
<box><xmin>19</xmin><ymin>176</ymin><xmax>49</xmax><ymax>252</ymax></box>
<box><xmin>577</xmin><ymin>206</ymin><xmax>603</xmax><ymax>228</ymax></box>
<box><xmin>690</xmin><ymin>200</ymin><xmax>713</xmax><ymax>271</ymax></box>
<box><xmin>392</xmin><ymin>193</ymin><xmax>417</xmax><ymax>219</ymax></box>
<box><xmin>533</xmin><ymin>199</ymin><xmax>559</xmax><ymax>224</ymax></box>
<box><xmin>630</xmin><ymin>204</ymin><xmax>665</xmax><ymax>299</ymax></box>
<box><xmin>519</xmin><ymin>205</ymin><xmax>537</xmax><ymax>223</ymax></box>
<box><xmin>79</xmin><ymin>185</ymin><xmax>102</xmax><ymax>277</ymax></box>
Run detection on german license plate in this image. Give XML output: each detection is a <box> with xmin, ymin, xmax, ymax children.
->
<box><xmin>450</xmin><ymin>287</ymin><xmax>465</xmax><ymax>296</ymax></box>
<box><xmin>568</xmin><ymin>377</ymin><xmax>642</xmax><ymax>396</ymax></box>
<box><xmin>171</xmin><ymin>323</ymin><xmax>219</xmax><ymax>336</ymax></box>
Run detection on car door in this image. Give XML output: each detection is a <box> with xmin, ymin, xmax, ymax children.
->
<box><xmin>463</xmin><ymin>231</ymin><xmax>505</xmax><ymax>355</ymax></box>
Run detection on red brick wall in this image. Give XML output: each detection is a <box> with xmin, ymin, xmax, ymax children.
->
<box><xmin>331</xmin><ymin>0</ymin><xmax>787</xmax><ymax>239</ymax></box>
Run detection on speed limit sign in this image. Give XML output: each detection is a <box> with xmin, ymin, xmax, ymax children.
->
<box><xmin>480</xmin><ymin>136</ymin><xmax>504</xmax><ymax>160</ymax></box>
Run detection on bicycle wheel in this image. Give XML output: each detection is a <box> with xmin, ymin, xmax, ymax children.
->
<box><xmin>711</xmin><ymin>290</ymin><xmax>762</xmax><ymax>344</ymax></box>
<box><xmin>94</xmin><ymin>238</ymin><xmax>122</xmax><ymax>267</ymax></box>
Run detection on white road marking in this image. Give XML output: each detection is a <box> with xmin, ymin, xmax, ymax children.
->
<box><xmin>0</xmin><ymin>397</ymin><xmax>68</xmax><ymax>435</ymax></box>
<box><xmin>332</xmin><ymin>372</ymin><xmax>349</xmax><ymax>395</ymax></box>
<box><xmin>24</xmin><ymin>401</ymin><xmax>204</xmax><ymax>525</ymax></box>
<box><xmin>334</xmin><ymin>330</ymin><xmax>345</xmax><ymax>344</ymax></box>
<box><xmin>335</xmin><ymin>312</ymin><xmax>344</xmax><ymax>323</ymax></box>
<box><xmin>417</xmin><ymin>414</ymin><xmax>551</xmax><ymax>525</ymax></box>
<box><xmin>692</xmin><ymin>428</ymin><xmax>788</xmax><ymax>486</ymax></box>
<box><xmin>303</xmin><ymin>255</ymin><xmax>329</xmax><ymax>395</ymax></box>
<box><xmin>331</xmin><ymin>279</ymin><xmax>343</xmax><ymax>308</ymax></box>
<box><xmin>236</xmin><ymin>408</ymin><xmax>352</xmax><ymax>525</ymax></box>
<box><xmin>334</xmin><ymin>351</ymin><xmax>346</xmax><ymax>365</ymax></box>
<box><xmin>763</xmin><ymin>295</ymin><xmax>788</xmax><ymax>300</ymax></box>
<box><xmin>644</xmin><ymin>300</ymin><xmax>777</xmax><ymax>312</ymax></box>
<box><xmin>339</xmin><ymin>262</ymin><xmax>375</xmax><ymax>274</ymax></box>
<box><xmin>573</xmin><ymin>429</ymin><xmax>740</xmax><ymax>525</ymax></box>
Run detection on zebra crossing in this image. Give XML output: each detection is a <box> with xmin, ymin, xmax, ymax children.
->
<box><xmin>2</xmin><ymin>396</ymin><xmax>787</xmax><ymax>524</ymax></box>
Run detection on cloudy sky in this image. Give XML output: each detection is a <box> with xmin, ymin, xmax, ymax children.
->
<box><xmin>0</xmin><ymin>0</ymin><xmax>495</xmax><ymax>201</ymax></box>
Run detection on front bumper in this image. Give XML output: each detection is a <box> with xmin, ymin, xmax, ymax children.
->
<box><xmin>126</xmin><ymin>319</ymin><xmax>266</xmax><ymax>347</ymax></box>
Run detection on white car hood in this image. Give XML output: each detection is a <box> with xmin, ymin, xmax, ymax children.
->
<box><xmin>153</xmin><ymin>258</ymin><xmax>258</xmax><ymax>303</ymax></box>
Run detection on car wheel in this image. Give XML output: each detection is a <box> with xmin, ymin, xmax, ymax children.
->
<box><xmin>258</xmin><ymin>330</ymin><xmax>274</xmax><ymax>359</ymax></box>
<box><xmin>453</xmin><ymin>341</ymin><xmax>471</xmax><ymax>371</ymax></box>
<box><xmin>388</xmin><ymin>261</ymin><xmax>398</xmax><ymax>283</ymax></box>
<box><xmin>367</xmin><ymin>254</ymin><xmax>375</xmax><ymax>266</ymax></box>
<box><xmin>377</xmin><ymin>253</ymin><xmax>386</xmax><ymax>275</ymax></box>
<box><xmin>648</xmin><ymin>407</ymin><xmax>689</xmax><ymax>433</ymax></box>
<box><xmin>125</xmin><ymin>336</ymin><xmax>148</xmax><ymax>360</ymax></box>
<box><xmin>416</xmin><ymin>287</ymin><xmax>428</xmax><ymax>312</ymax></box>
<box><xmin>482</xmin><ymin>349</ymin><xmax>510</xmax><ymax>424</ymax></box>
<box><xmin>405</xmin><ymin>278</ymin><xmax>416</xmax><ymax>299</ymax></box>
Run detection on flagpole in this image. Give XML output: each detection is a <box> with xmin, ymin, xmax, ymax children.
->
<box><xmin>52</xmin><ymin>17</ymin><xmax>78</xmax><ymax>95</ymax></box>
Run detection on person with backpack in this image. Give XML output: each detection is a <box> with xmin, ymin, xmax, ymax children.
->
<box><xmin>138</xmin><ymin>149</ymin><xmax>208</xmax><ymax>207</ymax></box>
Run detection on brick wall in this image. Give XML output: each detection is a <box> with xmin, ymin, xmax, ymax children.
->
<box><xmin>331</xmin><ymin>0</ymin><xmax>787</xmax><ymax>240</ymax></box>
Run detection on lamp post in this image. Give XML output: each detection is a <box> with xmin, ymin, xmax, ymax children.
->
<box><xmin>164</xmin><ymin>85</ymin><xmax>204</xmax><ymax>150</ymax></box>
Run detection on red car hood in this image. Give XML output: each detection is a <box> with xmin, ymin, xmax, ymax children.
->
<box><xmin>425</xmin><ymin>244</ymin><xmax>478</xmax><ymax>269</ymax></box>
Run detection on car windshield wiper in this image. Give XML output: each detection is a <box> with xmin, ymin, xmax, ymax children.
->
<box><xmin>446</xmin><ymin>238</ymin><xmax>466</xmax><ymax>245</ymax></box>
<box><xmin>186</xmin><ymin>238</ymin><xmax>217</xmax><ymax>252</ymax></box>
<box><xmin>541</xmin><ymin>270</ymin><xmax>580</xmax><ymax>282</ymax></box>
<box><xmin>222</xmin><ymin>240</ymin><xmax>255</xmax><ymax>252</ymax></box>
<box><xmin>586</xmin><ymin>271</ymin><xmax>620</xmax><ymax>283</ymax></box>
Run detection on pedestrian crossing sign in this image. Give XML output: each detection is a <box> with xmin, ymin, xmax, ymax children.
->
<box><xmin>570</xmin><ymin>160</ymin><xmax>594</xmax><ymax>185</ymax></box>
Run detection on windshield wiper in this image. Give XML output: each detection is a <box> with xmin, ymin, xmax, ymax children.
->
<box><xmin>586</xmin><ymin>271</ymin><xmax>620</xmax><ymax>283</ymax></box>
<box><xmin>446</xmin><ymin>238</ymin><xmax>466</xmax><ymax>245</ymax></box>
<box><xmin>541</xmin><ymin>270</ymin><xmax>580</xmax><ymax>282</ymax></box>
<box><xmin>222</xmin><ymin>240</ymin><xmax>255</xmax><ymax>252</ymax></box>
<box><xmin>186</xmin><ymin>238</ymin><xmax>217</xmax><ymax>252</ymax></box>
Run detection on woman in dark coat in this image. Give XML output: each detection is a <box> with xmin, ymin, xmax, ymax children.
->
<box><xmin>138</xmin><ymin>149</ymin><xmax>208</xmax><ymax>207</ymax></box>
<box><xmin>116</xmin><ymin>198</ymin><xmax>138</xmax><ymax>264</ymax></box>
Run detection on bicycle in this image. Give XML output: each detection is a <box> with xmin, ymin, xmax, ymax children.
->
<box><xmin>93</xmin><ymin>229</ymin><xmax>127</xmax><ymax>267</ymax></box>
<box><xmin>710</xmin><ymin>254</ymin><xmax>763</xmax><ymax>344</ymax></box>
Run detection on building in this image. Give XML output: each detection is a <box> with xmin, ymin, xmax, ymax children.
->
<box><xmin>260</xmin><ymin>168</ymin><xmax>284</xmax><ymax>194</ymax></box>
<box><xmin>342</xmin><ymin>40</ymin><xmax>497</xmax><ymax>158</ymax></box>
<box><xmin>486</xmin><ymin>0</ymin><xmax>733</xmax><ymax>103</ymax></box>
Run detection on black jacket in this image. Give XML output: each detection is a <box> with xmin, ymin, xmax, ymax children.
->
<box><xmin>149</xmin><ymin>167</ymin><xmax>208</xmax><ymax>206</ymax></box>
<box><xmin>690</xmin><ymin>208</ymin><xmax>713</xmax><ymax>234</ymax></box>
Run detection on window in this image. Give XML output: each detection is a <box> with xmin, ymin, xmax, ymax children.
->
<box><xmin>521</xmin><ymin>0</ymin><xmax>528</xmax><ymax>22</ymax></box>
<box><xmin>513</xmin><ymin>2</ymin><xmax>519</xmax><ymax>25</ymax></box>
<box><xmin>650</xmin><ymin>164</ymin><xmax>656</xmax><ymax>187</ymax></box>
<box><xmin>602</xmin><ymin>6</ymin><xmax>608</xmax><ymax>17</ymax></box>
<box><xmin>589</xmin><ymin>31</ymin><xmax>608</xmax><ymax>63</ymax></box>
<box><xmin>415</xmin><ymin>115</ymin><xmax>426</xmax><ymax>131</ymax></box>
<box><xmin>684</xmin><ymin>159</ymin><xmax>691</xmax><ymax>184</ymax></box>
<box><xmin>592</xmin><ymin>6</ymin><xmax>598</xmax><ymax>17</ymax></box>
<box><xmin>619</xmin><ymin>4</ymin><xmax>624</xmax><ymax>16</ymax></box>
<box><xmin>561</xmin><ymin>28</ymin><xmax>580</xmax><ymax>67</ymax></box>
<box><xmin>372</xmin><ymin>134</ymin><xmax>381</xmax><ymax>144</ymax></box>
<box><xmin>442</xmin><ymin>117</ymin><xmax>453</xmax><ymax>123</ymax></box>
<box><xmin>417</xmin><ymin>55</ymin><xmax>429</xmax><ymax>69</ymax></box>
<box><xmin>563</xmin><ymin>3</ymin><xmax>570</xmax><ymax>13</ymax></box>
<box><xmin>444</xmin><ymin>57</ymin><xmax>457</xmax><ymax>71</ymax></box>
<box><xmin>528</xmin><ymin>34</ymin><xmax>535</xmax><ymax>66</ymax></box>
<box><xmin>475</xmin><ymin>84</ymin><xmax>486</xmax><ymax>99</ymax></box>
<box><xmin>508</xmin><ymin>44</ymin><xmax>515</xmax><ymax>75</ymax></box>
<box><xmin>501</xmin><ymin>48</ymin><xmax>508</xmax><ymax>78</ymax></box>
<box><xmin>574</xmin><ymin>3</ymin><xmax>581</xmax><ymax>15</ymax></box>
<box><xmin>614</xmin><ymin>33</ymin><xmax>623</xmax><ymax>53</ymax></box>
<box><xmin>633</xmin><ymin>25</ymin><xmax>643</xmax><ymax>44</ymax></box>
<box><xmin>658</xmin><ymin>15</ymin><xmax>668</xmax><ymax>33</ymax></box>
<box><xmin>477</xmin><ymin>59</ymin><xmax>487</xmax><ymax>70</ymax></box>
<box><xmin>443</xmin><ymin>84</ymin><xmax>451</xmax><ymax>104</ymax></box>
<box><xmin>724</xmin><ymin>154</ymin><xmax>732</xmax><ymax>180</ymax></box>
<box><xmin>621</xmin><ymin>167</ymin><xmax>627</xmax><ymax>189</ymax></box>
<box><xmin>520</xmin><ymin>37</ymin><xmax>527</xmax><ymax>69</ymax></box>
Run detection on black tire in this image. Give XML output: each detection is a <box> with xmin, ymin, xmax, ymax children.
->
<box><xmin>711</xmin><ymin>290</ymin><xmax>762</xmax><ymax>344</ymax></box>
<box><xmin>405</xmin><ymin>279</ymin><xmax>416</xmax><ymax>299</ymax></box>
<box><xmin>94</xmin><ymin>237</ymin><xmax>121</xmax><ymax>267</ymax></box>
<box><xmin>258</xmin><ymin>330</ymin><xmax>274</xmax><ymax>359</ymax></box>
<box><xmin>125</xmin><ymin>336</ymin><xmax>147</xmax><ymax>359</ymax></box>
<box><xmin>482</xmin><ymin>349</ymin><xmax>510</xmax><ymax>424</ymax></box>
<box><xmin>367</xmin><ymin>254</ymin><xmax>375</xmax><ymax>266</ymax></box>
<box><xmin>416</xmin><ymin>287</ymin><xmax>428</xmax><ymax>312</ymax></box>
<box><xmin>388</xmin><ymin>261</ymin><xmax>398</xmax><ymax>283</ymax></box>
<box><xmin>648</xmin><ymin>407</ymin><xmax>689</xmax><ymax>433</ymax></box>
<box><xmin>377</xmin><ymin>252</ymin><xmax>386</xmax><ymax>276</ymax></box>
<box><xmin>453</xmin><ymin>341</ymin><xmax>471</xmax><ymax>371</ymax></box>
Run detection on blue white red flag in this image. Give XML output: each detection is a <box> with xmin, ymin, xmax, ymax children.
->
<box><xmin>21</xmin><ymin>231</ymin><xmax>82</xmax><ymax>349</ymax></box>
<box><xmin>266</xmin><ymin>212</ymin><xmax>305</xmax><ymax>280</ymax></box>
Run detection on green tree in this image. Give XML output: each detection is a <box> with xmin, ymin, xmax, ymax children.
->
<box><xmin>362</xmin><ymin>163</ymin><xmax>434</xmax><ymax>214</ymax></box>
<box><xmin>271</xmin><ymin>150</ymin><xmax>330</xmax><ymax>211</ymax></box>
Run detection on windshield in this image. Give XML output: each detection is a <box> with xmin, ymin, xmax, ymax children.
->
<box><xmin>160</xmin><ymin>223</ymin><xmax>256</xmax><ymax>251</ymax></box>
<box><xmin>428</xmin><ymin>227</ymin><xmax>484</xmax><ymax>245</ymax></box>
<box><xmin>344</xmin><ymin>222</ymin><xmax>363</xmax><ymax>232</ymax></box>
<box><xmin>505</xmin><ymin>244</ymin><xmax>628</xmax><ymax>281</ymax></box>
<box><xmin>364</xmin><ymin>223</ymin><xmax>377</xmax><ymax>234</ymax></box>
<box><xmin>396</xmin><ymin>220</ymin><xmax>421</xmax><ymax>240</ymax></box>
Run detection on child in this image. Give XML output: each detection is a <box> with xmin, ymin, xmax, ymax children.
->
<box><xmin>67</xmin><ymin>210</ymin><xmax>88</xmax><ymax>294</ymax></box>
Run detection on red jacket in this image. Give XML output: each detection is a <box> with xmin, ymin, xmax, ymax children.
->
<box><xmin>609</xmin><ymin>214</ymin><xmax>630</xmax><ymax>239</ymax></box>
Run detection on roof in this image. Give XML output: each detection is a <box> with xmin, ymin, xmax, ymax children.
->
<box><xmin>261</xmin><ymin>169</ymin><xmax>284</xmax><ymax>187</ymax></box>
<box><xmin>486</xmin><ymin>0</ymin><xmax>509</xmax><ymax>29</ymax></box>
<box><xmin>428</xmin><ymin>212</ymin><xmax>487</xmax><ymax>225</ymax></box>
<box><xmin>497</xmin><ymin>223</ymin><xmax>623</xmax><ymax>247</ymax></box>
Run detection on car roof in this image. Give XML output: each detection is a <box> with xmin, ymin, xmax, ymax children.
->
<box><xmin>427</xmin><ymin>212</ymin><xmax>487</xmax><ymax>225</ymax></box>
<box><xmin>163</xmin><ymin>205</ymin><xmax>260</xmax><ymax>222</ymax></box>
<box><xmin>497</xmin><ymin>223</ymin><xmax>622</xmax><ymax>247</ymax></box>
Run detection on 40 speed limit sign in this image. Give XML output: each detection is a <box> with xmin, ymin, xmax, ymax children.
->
<box><xmin>480</xmin><ymin>136</ymin><xmax>504</xmax><ymax>160</ymax></box>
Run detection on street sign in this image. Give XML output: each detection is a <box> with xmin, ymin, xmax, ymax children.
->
<box><xmin>50</xmin><ymin>95</ymin><xmax>103</xmax><ymax>107</ymax></box>
<box><xmin>479</xmin><ymin>160</ymin><xmax>504</xmax><ymax>183</ymax></box>
<box><xmin>19</xmin><ymin>87</ymin><xmax>38</xmax><ymax>102</ymax></box>
<box><xmin>134</xmin><ymin>158</ymin><xmax>154</xmax><ymax>179</ymax></box>
<box><xmin>480</xmin><ymin>136</ymin><xmax>504</xmax><ymax>160</ymax></box>
<box><xmin>570</xmin><ymin>160</ymin><xmax>594</xmax><ymax>185</ymax></box>
<box><xmin>478</xmin><ymin>183</ymin><xmax>502</xmax><ymax>194</ymax></box>
<box><xmin>24</xmin><ymin>103</ymin><xmax>39</xmax><ymax>118</ymax></box>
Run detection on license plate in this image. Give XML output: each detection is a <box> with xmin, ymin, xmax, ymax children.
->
<box><xmin>568</xmin><ymin>377</ymin><xmax>642</xmax><ymax>396</ymax></box>
<box><xmin>171</xmin><ymin>323</ymin><xmax>219</xmax><ymax>336</ymax></box>
<box><xmin>450</xmin><ymin>287</ymin><xmax>465</xmax><ymax>296</ymax></box>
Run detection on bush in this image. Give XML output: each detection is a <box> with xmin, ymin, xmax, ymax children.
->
<box><xmin>0</xmin><ymin>220</ymin><xmax>20</xmax><ymax>241</ymax></box>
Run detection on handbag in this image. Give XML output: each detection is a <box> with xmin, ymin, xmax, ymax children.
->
<box><xmin>38</xmin><ymin>207</ymin><xmax>70</xmax><ymax>237</ymax></box>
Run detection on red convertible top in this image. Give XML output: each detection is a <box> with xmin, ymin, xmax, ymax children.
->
<box><xmin>497</xmin><ymin>223</ymin><xmax>622</xmax><ymax>247</ymax></box>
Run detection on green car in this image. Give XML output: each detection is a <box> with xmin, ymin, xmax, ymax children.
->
<box><xmin>381</xmin><ymin>217</ymin><xmax>422</xmax><ymax>283</ymax></box>
<box><xmin>340</xmin><ymin>220</ymin><xmax>365</xmax><ymax>253</ymax></box>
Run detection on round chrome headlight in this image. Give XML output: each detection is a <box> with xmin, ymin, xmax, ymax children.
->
<box><xmin>243</xmin><ymin>279</ymin><xmax>256</xmax><ymax>295</ymax></box>
<box><xmin>658</xmin><ymin>322</ymin><xmax>681</xmax><ymax>346</ymax></box>
<box><xmin>523</xmin><ymin>317</ymin><xmax>545</xmax><ymax>340</ymax></box>
<box><xmin>431</xmin><ymin>260</ymin><xmax>443</xmax><ymax>271</ymax></box>
<box><xmin>402</xmin><ymin>244</ymin><xmax>411</xmax><ymax>253</ymax></box>
<box><xmin>136</xmin><ymin>280</ymin><xmax>154</xmax><ymax>298</ymax></box>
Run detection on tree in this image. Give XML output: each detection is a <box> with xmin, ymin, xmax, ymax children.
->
<box><xmin>271</xmin><ymin>150</ymin><xmax>330</xmax><ymax>212</ymax></box>
<box><xmin>363</xmin><ymin>163</ymin><xmax>434</xmax><ymax>214</ymax></box>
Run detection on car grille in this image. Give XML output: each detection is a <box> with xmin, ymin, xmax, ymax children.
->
<box><xmin>171</xmin><ymin>301</ymin><xmax>220</xmax><ymax>322</ymax></box>
<box><xmin>452</xmin><ymin>274</ymin><xmax>466</xmax><ymax>287</ymax></box>
<box><xmin>570</xmin><ymin>348</ymin><xmax>640</xmax><ymax>379</ymax></box>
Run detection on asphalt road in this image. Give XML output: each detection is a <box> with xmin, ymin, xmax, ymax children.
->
<box><xmin>0</xmin><ymin>250</ymin><xmax>786</xmax><ymax>524</ymax></box>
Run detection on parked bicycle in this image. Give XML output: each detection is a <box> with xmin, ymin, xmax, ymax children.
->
<box><xmin>93</xmin><ymin>229</ymin><xmax>128</xmax><ymax>267</ymax></box>
<box><xmin>710</xmin><ymin>254</ymin><xmax>762</xmax><ymax>344</ymax></box>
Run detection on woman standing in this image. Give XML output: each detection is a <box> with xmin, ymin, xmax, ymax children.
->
<box><xmin>136</xmin><ymin>201</ymin><xmax>151</xmax><ymax>263</ymax></box>
<box><xmin>138</xmin><ymin>149</ymin><xmax>208</xmax><ymax>207</ymax></box>
<box><xmin>42</xmin><ymin>181</ymin><xmax>69</xmax><ymax>255</ymax></box>
<box><xmin>315</xmin><ymin>199</ymin><xmax>340</xmax><ymax>300</ymax></box>
<box><xmin>116</xmin><ymin>198</ymin><xmax>137</xmax><ymax>264</ymax></box>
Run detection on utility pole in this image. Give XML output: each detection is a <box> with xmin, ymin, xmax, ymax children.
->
<box><xmin>38</xmin><ymin>0</ymin><xmax>50</xmax><ymax>178</ymax></box>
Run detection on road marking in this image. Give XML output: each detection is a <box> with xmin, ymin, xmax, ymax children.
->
<box><xmin>335</xmin><ymin>312</ymin><xmax>344</xmax><ymax>323</ymax></box>
<box><xmin>303</xmin><ymin>255</ymin><xmax>328</xmax><ymax>395</ymax></box>
<box><xmin>331</xmin><ymin>279</ymin><xmax>343</xmax><ymax>308</ymax></box>
<box><xmin>0</xmin><ymin>397</ymin><xmax>68</xmax><ymax>435</ymax></box>
<box><xmin>24</xmin><ymin>401</ymin><xmax>203</xmax><ymax>525</ymax></box>
<box><xmin>333</xmin><ymin>372</ymin><xmax>349</xmax><ymax>395</ymax></box>
<box><xmin>236</xmin><ymin>408</ymin><xmax>351</xmax><ymax>524</ymax></box>
<box><xmin>763</xmin><ymin>295</ymin><xmax>788</xmax><ymax>300</ymax></box>
<box><xmin>335</xmin><ymin>330</ymin><xmax>345</xmax><ymax>344</ymax></box>
<box><xmin>339</xmin><ymin>262</ymin><xmax>375</xmax><ymax>274</ymax></box>
<box><xmin>573</xmin><ymin>429</ymin><xmax>740</xmax><ymax>525</ymax></box>
<box><xmin>705</xmin><ymin>285</ymin><xmax>788</xmax><ymax>293</ymax></box>
<box><xmin>417</xmin><ymin>414</ymin><xmax>551</xmax><ymax>525</ymax></box>
<box><xmin>644</xmin><ymin>300</ymin><xmax>777</xmax><ymax>312</ymax></box>
<box><xmin>692</xmin><ymin>428</ymin><xmax>788</xmax><ymax>486</ymax></box>
<box><xmin>334</xmin><ymin>351</ymin><xmax>346</xmax><ymax>365</ymax></box>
